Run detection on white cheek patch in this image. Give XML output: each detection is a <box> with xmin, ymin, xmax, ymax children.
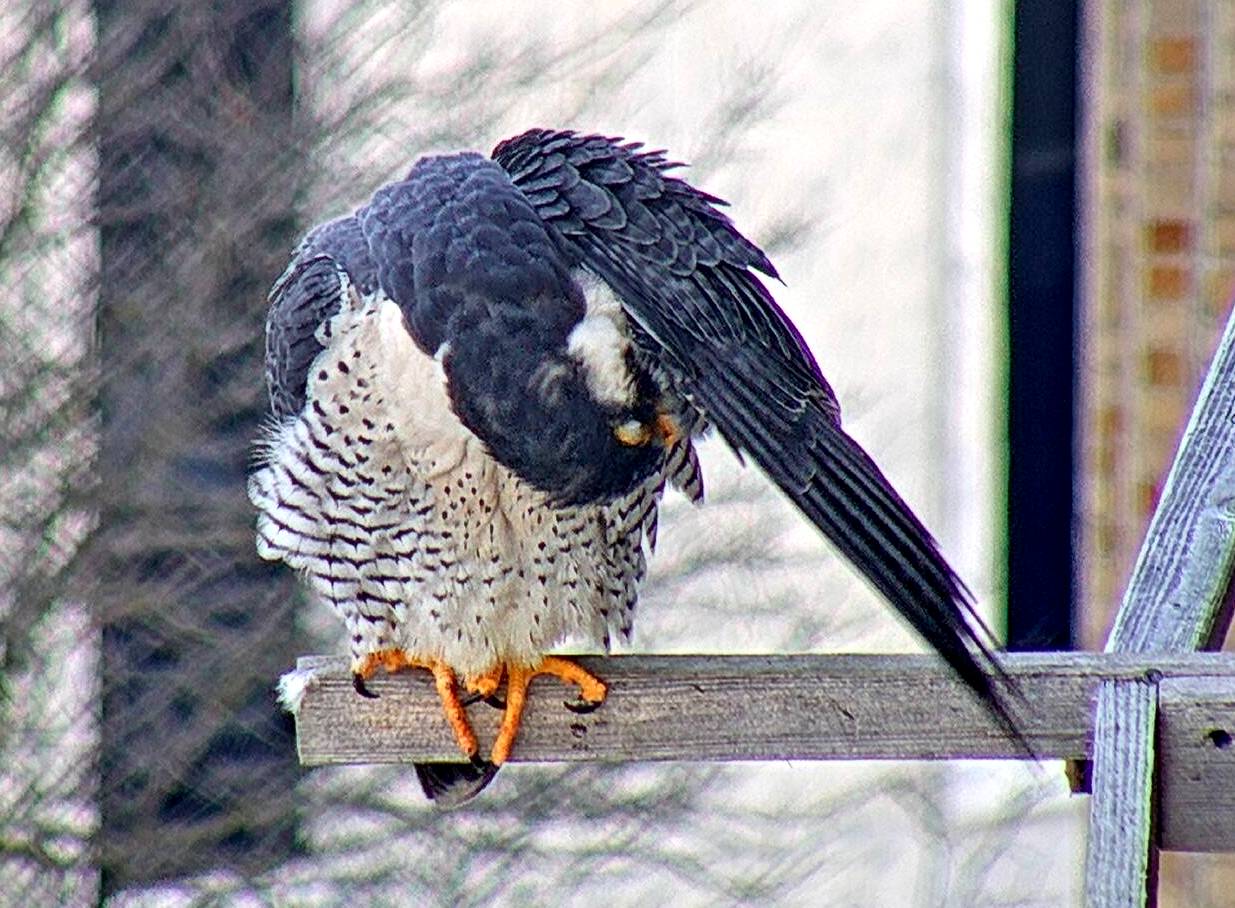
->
<box><xmin>567</xmin><ymin>317</ymin><xmax>635</xmax><ymax>407</ymax></box>
<box><xmin>568</xmin><ymin>270</ymin><xmax>637</xmax><ymax>408</ymax></box>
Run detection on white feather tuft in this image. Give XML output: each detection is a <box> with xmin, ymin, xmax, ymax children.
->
<box><xmin>568</xmin><ymin>269</ymin><xmax>635</xmax><ymax>407</ymax></box>
<box><xmin>276</xmin><ymin>666</ymin><xmax>318</xmax><ymax>715</ymax></box>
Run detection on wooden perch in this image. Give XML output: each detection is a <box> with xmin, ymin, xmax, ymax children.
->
<box><xmin>281</xmin><ymin>304</ymin><xmax>1235</xmax><ymax>903</ymax></box>
<box><xmin>287</xmin><ymin>650</ymin><xmax>1235</xmax><ymax>851</ymax></box>
<box><xmin>1082</xmin><ymin>304</ymin><xmax>1235</xmax><ymax>905</ymax></box>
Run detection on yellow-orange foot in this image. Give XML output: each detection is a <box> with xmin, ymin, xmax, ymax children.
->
<box><xmin>490</xmin><ymin>656</ymin><xmax>607</xmax><ymax>766</ymax></box>
<box><xmin>462</xmin><ymin>663</ymin><xmax>507</xmax><ymax>709</ymax></box>
<box><xmin>353</xmin><ymin>650</ymin><xmax>479</xmax><ymax>760</ymax></box>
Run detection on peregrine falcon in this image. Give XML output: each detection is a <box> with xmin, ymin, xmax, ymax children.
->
<box><xmin>249</xmin><ymin>129</ymin><xmax>1014</xmax><ymax>806</ymax></box>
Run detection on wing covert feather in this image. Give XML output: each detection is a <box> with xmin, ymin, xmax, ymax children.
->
<box><xmin>264</xmin><ymin>216</ymin><xmax>375</xmax><ymax>420</ymax></box>
<box><xmin>495</xmin><ymin>129</ymin><xmax>1020</xmax><ymax>735</ymax></box>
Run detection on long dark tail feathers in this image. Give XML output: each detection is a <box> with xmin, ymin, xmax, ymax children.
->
<box><xmin>954</xmin><ymin>638</ymin><xmax>1035</xmax><ymax>760</ymax></box>
<box><xmin>820</xmin><ymin>428</ymin><xmax>1035</xmax><ymax>757</ymax></box>
<box><xmin>415</xmin><ymin>760</ymin><xmax>500</xmax><ymax>808</ymax></box>
<box><xmin>703</xmin><ymin>379</ymin><xmax>1033</xmax><ymax>756</ymax></box>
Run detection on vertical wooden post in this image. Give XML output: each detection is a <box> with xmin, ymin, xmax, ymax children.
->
<box><xmin>1084</xmin><ymin>304</ymin><xmax>1235</xmax><ymax>905</ymax></box>
<box><xmin>1086</xmin><ymin>679</ymin><xmax>1160</xmax><ymax>907</ymax></box>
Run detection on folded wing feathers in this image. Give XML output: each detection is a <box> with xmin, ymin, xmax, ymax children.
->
<box><xmin>494</xmin><ymin>129</ymin><xmax>1021</xmax><ymax>740</ymax></box>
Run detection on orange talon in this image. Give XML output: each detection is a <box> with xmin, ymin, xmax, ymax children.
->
<box><xmin>353</xmin><ymin>649</ymin><xmax>479</xmax><ymax>759</ymax></box>
<box><xmin>489</xmin><ymin>656</ymin><xmax>607</xmax><ymax>766</ymax></box>
<box><xmin>491</xmin><ymin>664</ymin><xmax>532</xmax><ymax>766</ymax></box>
<box><xmin>355</xmin><ymin>648</ymin><xmax>425</xmax><ymax>682</ymax></box>
<box><xmin>426</xmin><ymin>660</ymin><xmax>478</xmax><ymax>758</ymax></box>
<box><xmin>537</xmin><ymin>656</ymin><xmax>607</xmax><ymax>704</ymax></box>
<box><xmin>465</xmin><ymin>663</ymin><xmax>505</xmax><ymax>699</ymax></box>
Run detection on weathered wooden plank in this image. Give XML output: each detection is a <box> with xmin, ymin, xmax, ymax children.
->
<box><xmin>1106</xmin><ymin>308</ymin><xmax>1235</xmax><ymax>654</ymax></box>
<box><xmin>284</xmin><ymin>651</ymin><xmax>1235</xmax><ymax>851</ymax></box>
<box><xmin>1158</xmin><ymin>676</ymin><xmax>1235</xmax><ymax>852</ymax></box>
<box><xmin>1084</xmin><ymin>308</ymin><xmax>1235</xmax><ymax>906</ymax></box>
<box><xmin>285</xmin><ymin>652</ymin><xmax>1235</xmax><ymax>765</ymax></box>
<box><xmin>1084</xmin><ymin>680</ymin><xmax>1160</xmax><ymax>907</ymax></box>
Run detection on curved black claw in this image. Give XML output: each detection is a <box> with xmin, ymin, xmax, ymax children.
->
<box><xmin>353</xmin><ymin>673</ymin><xmax>379</xmax><ymax>699</ymax></box>
<box><xmin>564</xmin><ymin>697</ymin><xmax>603</xmax><ymax>714</ymax></box>
<box><xmin>469</xmin><ymin>754</ymin><xmax>494</xmax><ymax>773</ymax></box>
<box><xmin>460</xmin><ymin>691</ymin><xmax>506</xmax><ymax>709</ymax></box>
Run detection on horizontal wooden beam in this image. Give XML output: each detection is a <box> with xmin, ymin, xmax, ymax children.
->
<box><xmin>285</xmin><ymin>652</ymin><xmax>1235</xmax><ymax>850</ymax></box>
<box><xmin>1158</xmin><ymin>676</ymin><xmax>1235</xmax><ymax>852</ymax></box>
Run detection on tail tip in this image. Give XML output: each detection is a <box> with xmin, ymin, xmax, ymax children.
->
<box><xmin>415</xmin><ymin>760</ymin><xmax>500</xmax><ymax>808</ymax></box>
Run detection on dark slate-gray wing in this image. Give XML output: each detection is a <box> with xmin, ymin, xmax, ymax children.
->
<box><xmin>264</xmin><ymin>215</ymin><xmax>376</xmax><ymax>419</ymax></box>
<box><xmin>493</xmin><ymin>129</ymin><xmax>1018</xmax><ymax>733</ymax></box>
<box><xmin>354</xmin><ymin>153</ymin><xmax>663</xmax><ymax>506</ymax></box>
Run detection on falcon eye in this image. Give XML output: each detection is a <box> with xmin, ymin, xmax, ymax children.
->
<box><xmin>613</xmin><ymin>419</ymin><xmax>652</xmax><ymax>447</ymax></box>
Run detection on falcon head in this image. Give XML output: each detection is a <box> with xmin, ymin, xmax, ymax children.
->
<box><xmin>441</xmin><ymin>276</ymin><xmax>679</xmax><ymax>507</ymax></box>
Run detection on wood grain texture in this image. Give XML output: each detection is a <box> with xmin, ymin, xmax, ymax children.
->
<box><xmin>1106</xmin><ymin>308</ymin><xmax>1235</xmax><ymax>654</ymax></box>
<box><xmin>1085</xmin><ymin>680</ymin><xmax>1160</xmax><ymax>907</ymax></box>
<box><xmin>1085</xmin><ymin>308</ymin><xmax>1235</xmax><ymax>905</ymax></box>
<box><xmin>287</xmin><ymin>651</ymin><xmax>1235</xmax><ymax>851</ymax></box>
<box><xmin>1158</xmin><ymin>676</ymin><xmax>1235</xmax><ymax>852</ymax></box>
<box><xmin>287</xmin><ymin>651</ymin><xmax>1235</xmax><ymax>765</ymax></box>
